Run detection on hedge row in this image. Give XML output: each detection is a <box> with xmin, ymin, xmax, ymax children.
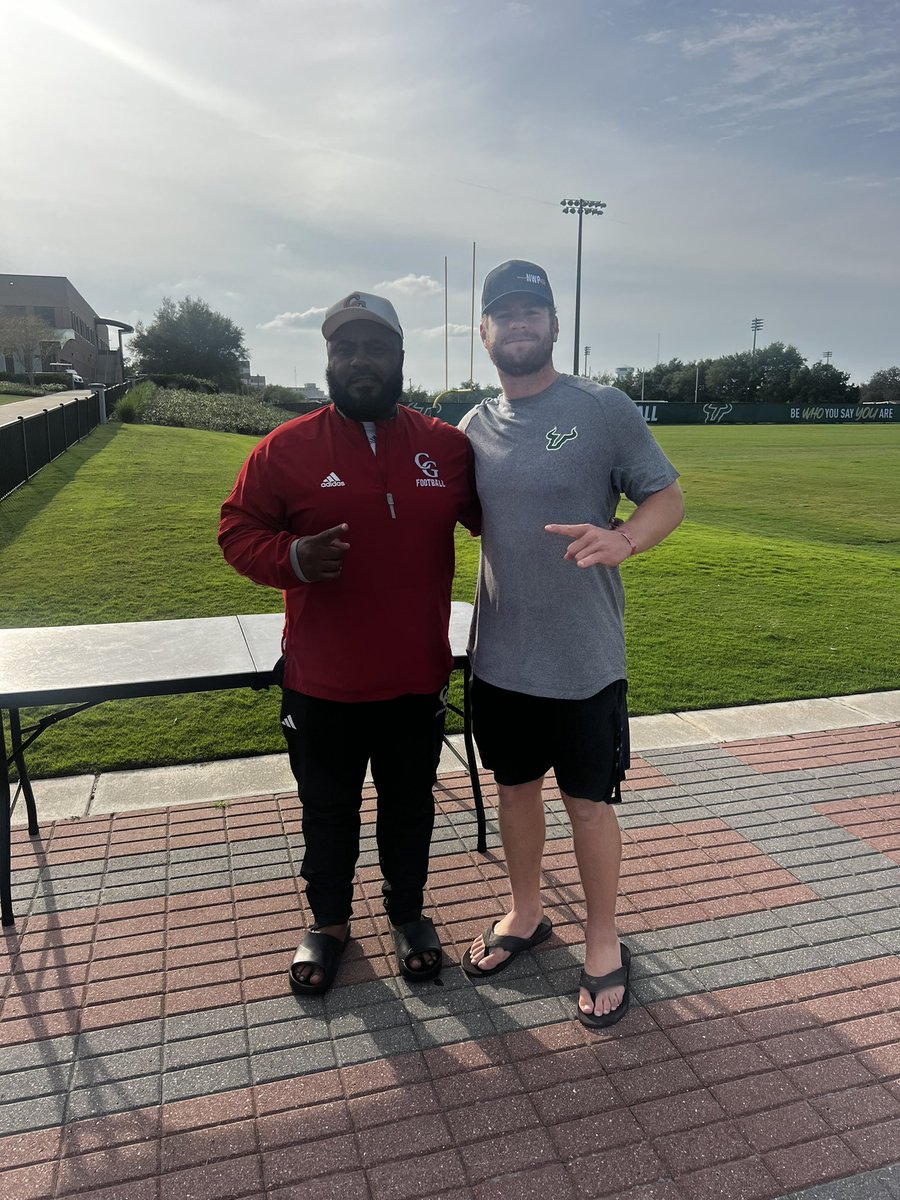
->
<box><xmin>115</xmin><ymin>384</ymin><xmax>296</xmax><ymax>436</ymax></box>
<box><xmin>0</xmin><ymin>381</ymin><xmax>68</xmax><ymax>396</ymax></box>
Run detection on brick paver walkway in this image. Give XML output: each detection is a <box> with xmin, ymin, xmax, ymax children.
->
<box><xmin>2</xmin><ymin>724</ymin><xmax>899</xmax><ymax>1199</ymax></box>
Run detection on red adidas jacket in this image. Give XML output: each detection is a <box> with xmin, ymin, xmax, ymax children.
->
<box><xmin>219</xmin><ymin>404</ymin><xmax>480</xmax><ymax>701</ymax></box>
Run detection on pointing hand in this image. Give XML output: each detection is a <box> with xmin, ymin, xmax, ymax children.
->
<box><xmin>544</xmin><ymin>522</ymin><xmax>632</xmax><ymax>568</ymax></box>
<box><xmin>296</xmin><ymin>524</ymin><xmax>350</xmax><ymax>581</ymax></box>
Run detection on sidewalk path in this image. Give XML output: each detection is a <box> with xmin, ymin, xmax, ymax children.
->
<box><xmin>0</xmin><ymin>390</ymin><xmax>94</xmax><ymax>429</ymax></box>
<box><xmin>2</xmin><ymin>705</ymin><xmax>899</xmax><ymax>1199</ymax></box>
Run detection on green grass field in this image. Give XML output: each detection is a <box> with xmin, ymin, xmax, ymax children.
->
<box><xmin>1</xmin><ymin>421</ymin><xmax>897</xmax><ymax>777</ymax></box>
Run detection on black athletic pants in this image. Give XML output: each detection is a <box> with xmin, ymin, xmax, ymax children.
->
<box><xmin>280</xmin><ymin>686</ymin><xmax>447</xmax><ymax>928</ymax></box>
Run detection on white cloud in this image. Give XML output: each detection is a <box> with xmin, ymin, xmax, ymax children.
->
<box><xmin>259</xmin><ymin>308</ymin><xmax>327</xmax><ymax>331</ymax></box>
<box><xmin>373</xmin><ymin>275</ymin><xmax>443</xmax><ymax>296</ymax></box>
<box><xmin>671</xmin><ymin>7</ymin><xmax>900</xmax><ymax>139</ymax></box>
<box><xmin>680</xmin><ymin>16</ymin><xmax>811</xmax><ymax>58</ymax></box>
<box><xmin>416</xmin><ymin>324</ymin><xmax>472</xmax><ymax>339</ymax></box>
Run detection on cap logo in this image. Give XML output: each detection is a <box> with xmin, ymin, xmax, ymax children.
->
<box><xmin>523</xmin><ymin>273</ymin><xmax>545</xmax><ymax>285</ymax></box>
<box><xmin>343</xmin><ymin>293</ymin><xmax>367</xmax><ymax>310</ymax></box>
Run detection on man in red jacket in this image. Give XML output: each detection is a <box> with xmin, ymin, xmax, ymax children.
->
<box><xmin>219</xmin><ymin>291</ymin><xmax>479</xmax><ymax>995</ymax></box>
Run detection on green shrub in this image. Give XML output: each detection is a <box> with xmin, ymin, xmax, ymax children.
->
<box><xmin>114</xmin><ymin>397</ymin><xmax>137</xmax><ymax>423</ymax></box>
<box><xmin>143</xmin><ymin>372</ymin><xmax>218</xmax><ymax>393</ymax></box>
<box><xmin>112</xmin><ymin>379</ymin><xmax>156</xmax><ymax>423</ymax></box>
<box><xmin>257</xmin><ymin>384</ymin><xmax>323</xmax><ymax>414</ymax></box>
<box><xmin>0</xmin><ymin>381</ymin><xmax>40</xmax><ymax>396</ymax></box>
<box><xmin>0</xmin><ymin>381</ymin><xmax>67</xmax><ymax>397</ymax></box>
<box><xmin>136</xmin><ymin>388</ymin><xmax>296</xmax><ymax>435</ymax></box>
<box><xmin>129</xmin><ymin>380</ymin><xmax>158</xmax><ymax>404</ymax></box>
<box><xmin>257</xmin><ymin>383</ymin><xmax>297</xmax><ymax>405</ymax></box>
<box><xmin>0</xmin><ymin>371</ymin><xmax>73</xmax><ymax>387</ymax></box>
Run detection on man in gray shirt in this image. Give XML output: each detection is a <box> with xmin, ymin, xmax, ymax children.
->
<box><xmin>460</xmin><ymin>260</ymin><xmax>684</xmax><ymax>1028</ymax></box>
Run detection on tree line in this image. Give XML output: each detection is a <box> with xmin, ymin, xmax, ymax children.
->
<box><xmin>593</xmin><ymin>344</ymin><xmax>900</xmax><ymax>406</ymax></box>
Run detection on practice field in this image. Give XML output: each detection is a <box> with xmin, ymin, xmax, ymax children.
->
<box><xmin>1</xmin><ymin>421</ymin><xmax>897</xmax><ymax>777</ymax></box>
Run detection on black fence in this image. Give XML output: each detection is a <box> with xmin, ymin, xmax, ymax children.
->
<box><xmin>102</xmin><ymin>382</ymin><xmax>129</xmax><ymax>417</ymax></box>
<box><xmin>0</xmin><ymin>393</ymin><xmax>104</xmax><ymax>502</ymax></box>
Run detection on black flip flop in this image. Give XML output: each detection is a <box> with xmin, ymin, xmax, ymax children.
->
<box><xmin>288</xmin><ymin>926</ymin><xmax>350</xmax><ymax>995</ymax></box>
<box><xmin>391</xmin><ymin>916</ymin><xmax>443</xmax><ymax>982</ymax></box>
<box><xmin>578</xmin><ymin>942</ymin><xmax>631</xmax><ymax>1029</ymax></box>
<box><xmin>461</xmin><ymin>916</ymin><xmax>553</xmax><ymax>979</ymax></box>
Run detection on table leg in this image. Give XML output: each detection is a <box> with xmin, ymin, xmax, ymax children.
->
<box><xmin>1</xmin><ymin>711</ymin><xmax>14</xmax><ymax>926</ymax></box>
<box><xmin>9</xmin><ymin>709</ymin><xmax>39</xmax><ymax>836</ymax></box>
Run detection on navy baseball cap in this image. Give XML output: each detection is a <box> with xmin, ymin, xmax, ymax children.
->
<box><xmin>481</xmin><ymin>260</ymin><xmax>555</xmax><ymax>314</ymax></box>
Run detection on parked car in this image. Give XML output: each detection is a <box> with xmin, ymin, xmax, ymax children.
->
<box><xmin>49</xmin><ymin>363</ymin><xmax>85</xmax><ymax>388</ymax></box>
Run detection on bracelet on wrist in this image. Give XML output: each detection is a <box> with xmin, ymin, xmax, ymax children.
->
<box><xmin>618</xmin><ymin>529</ymin><xmax>638</xmax><ymax>557</ymax></box>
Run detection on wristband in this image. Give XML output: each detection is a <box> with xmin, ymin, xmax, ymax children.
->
<box><xmin>617</xmin><ymin>529</ymin><xmax>638</xmax><ymax>557</ymax></box>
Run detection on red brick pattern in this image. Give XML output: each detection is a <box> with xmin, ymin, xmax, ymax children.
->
<box><xmin>726</xmin><ymin>722</ymin><xmax>900</xmax><ymax>773</ymax></box>
<box><xmin>9</xmin><ymin>757</ymin><xmax>669</xmax><ymax>876</ymax></box>
<box><xmin>2</xmin><ymin>809</ymin><xmax>814</xmax><ymax>1045</ymax></box>
<box><xmin>814</xmin><ymin>793</ymin><xmax>900</xmax><ymax>864</ymax></box>
<box><xmin>2</xmin><ymin>730</ymin><xmax>899</xmax><ymax>1198</ymax></box>
<box><xmin>3</xmin><ymin>962</ymin><xmax>899</xmax><ymax>1197</ymax></box>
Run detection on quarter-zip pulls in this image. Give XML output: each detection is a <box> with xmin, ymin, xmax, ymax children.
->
<box><xmin>369</xmin><ymin>421</ymin><xmax>398</xmax><ymax>520</ymax></box>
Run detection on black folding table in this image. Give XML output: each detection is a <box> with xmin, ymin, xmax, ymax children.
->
<box><xmin>0</xmin><ymin>604</ymin><xmax>484</xmax><ymax>927</ymax></box>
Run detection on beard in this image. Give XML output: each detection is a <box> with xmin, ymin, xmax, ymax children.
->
<box><xmin>486</xmin><ymin>329</ymin><xmax>555</xmax><ymax>377</ymax></box>
<box><xmin>326</xmin><ymin>365</ymin><xmax>404</xmax><ymax>420</ymax></box>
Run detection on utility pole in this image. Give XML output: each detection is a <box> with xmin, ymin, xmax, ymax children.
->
<box><xmin>583</xmin><ymin>345</ymin><xmax>591</xmax><ymax>377</ymax></box>
<box><xmin>443</xmin><ymin>256</ymin><xmax>449</xmax><ymax>392</ymax></box>
<box><xmin>469</xmin><ymin>242</ymin><xmax>476</xmax><ymax>384</ymax></box>
<box><xmin>751</xmin><ymin>317</ymin><xmax>764</xmax><ymax>356</ymax></box>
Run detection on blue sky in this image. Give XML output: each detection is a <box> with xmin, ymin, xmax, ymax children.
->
<box><xmin>4</xmin><ymin>0</ymin><xmax>898</xmax><ymax>390</ymax></box>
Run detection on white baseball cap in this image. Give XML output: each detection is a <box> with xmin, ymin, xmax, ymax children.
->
<box><xmin>321</xmin><ymin>292</ymin><xmax>403</xmax><ymax>340</ymax></box>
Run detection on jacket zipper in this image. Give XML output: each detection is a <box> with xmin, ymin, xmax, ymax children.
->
<box><xmin>375</xmin><ymin>421</ymin><xmax>397</xmax><ymax>519</ymax></box>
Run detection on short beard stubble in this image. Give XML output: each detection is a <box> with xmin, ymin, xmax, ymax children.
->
<box><xmin>485</xmin><ymin>329</ymin><xmax>555</xmax><ymax>377</ymax></box>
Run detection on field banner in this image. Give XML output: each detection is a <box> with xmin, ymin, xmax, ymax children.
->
<box><xmin>634</xmin><ymin>402</ymin><xmax>899</xmax><ymax>426</ymax></box>
<box><xmin>425</xmin><ymin>399</ymin><xmax>898</xmax><ymax>427</ymax></box>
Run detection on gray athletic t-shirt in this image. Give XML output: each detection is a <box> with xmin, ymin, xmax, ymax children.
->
<box><xmin>460</xmin><ymin>375</ymin><xmax>679</xmax><ymax>699</ymax></box>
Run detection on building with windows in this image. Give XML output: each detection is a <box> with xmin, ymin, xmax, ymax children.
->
<box><xmin>0</xmin><ymin>274</ymin><xmax>133</xmax><ymax>384</ymax></box>
<box><xmin>238</xmin><ymin>359</ymin><xmax>266</xmax><ymax>390</ymax></box>
<box><xmin>298</xmin><ymin>382</ymin><xmax>326</xmax><ymax>401</ymax></box>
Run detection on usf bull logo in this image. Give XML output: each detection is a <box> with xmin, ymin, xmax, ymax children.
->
<box><xmin>703</xmin><ymin>403</ymin><xmax>733</xmax><ymax>424</ymax></box>
<box><xmin>545</xmin><ymin>425</ymin><xmax>578</xmax><ymax>451</ymax></box>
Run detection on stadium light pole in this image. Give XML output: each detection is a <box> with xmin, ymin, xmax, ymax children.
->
<box><xmin>751</xmin><ymin>316</ymin><xmax>764</xmax><ymax>356</ymax></box>
<box><xmin>561</xmin><ymin>198</ymin><xmax>606</xmax><ymax>375</ymax></box>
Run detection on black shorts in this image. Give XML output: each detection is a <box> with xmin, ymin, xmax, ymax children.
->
<box><xmin>471</xmin><ymin>676</ymin><xmax>630</xmax><ymax>803</ymax></box>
